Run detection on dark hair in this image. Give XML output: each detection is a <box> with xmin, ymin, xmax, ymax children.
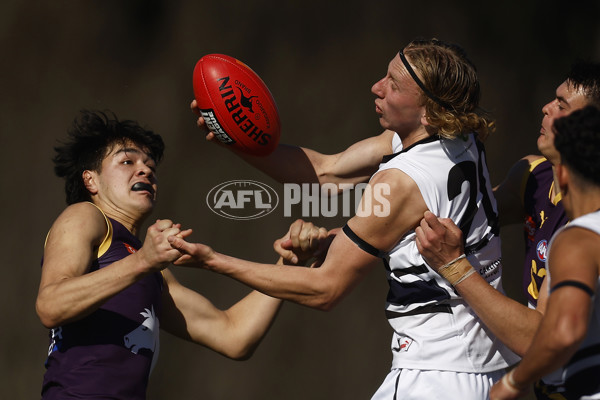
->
<box><xmin>566</xmin><ymin>60</ymin><xmax>600</xmax><ymax>109</ymax></box>
<box><xmin>402</xmin><ymin>38</ymin><xmax>494</xmax><ymax>140</ymax></box>
<box><xmin>53</xmin><ymin>110</ymin><xmax>165</xmax><ymax>205</ymax></box>
<box><xmin>553</xmin><ymin>105</ymin><xmax>600</xmax><ymax>186</ymax></box>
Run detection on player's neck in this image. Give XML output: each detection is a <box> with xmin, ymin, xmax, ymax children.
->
<box><xmin>551</xmin><ymin>166</ymin><xmax>561</xmax><ymax>199</ymax></box>
<box><xmin>94</xmin><ymin>201</ymin><xmax>146</xmax><ymax>236</ymax></box>
<box><xmin>572</xmin><ymin>190</ymin><xmax>600</xmax><ymax>219</ymax></box>
<box><xmin>398</xmin><ymin>128</ymin><xmax>432</xmax><ymax>149</ymax></box>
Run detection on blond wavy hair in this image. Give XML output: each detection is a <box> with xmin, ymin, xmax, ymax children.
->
<box><xmin>403</xmin><ymin>39</ymin><xmax>495</xmax><ymax>141</ymax></box>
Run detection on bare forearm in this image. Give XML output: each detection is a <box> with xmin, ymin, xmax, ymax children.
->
<box><xmin>219</xmin><ymin>291</ymin><xmax>283</xmax><ymax>359</ymax></box>
<box><xmin>160</xmin><ymin>272</ymin><xmax>282</xmax><ymax>360</ymax></box>
<box><xmin>207</xmin><ymin>252</ymin><xmax>335</xmax><ymax>310</ymax></box>
<box><xmin>235</xmin><ymin>132</ymin><xmax>392</xmax><ymax>187</ymax></box>
<box><xmin>454</xmin><ymin>273</ymin><xmax>542</xmax><ymax>356</ymax></box>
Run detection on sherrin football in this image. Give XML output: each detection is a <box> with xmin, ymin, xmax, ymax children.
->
<box><xmin>193</xmin><ymin>54</ymin><xmax>281</xmax><ymax>156</ymax></box>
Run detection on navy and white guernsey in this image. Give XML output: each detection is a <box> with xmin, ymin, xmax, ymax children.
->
<box><xmin>547</xmin><ymin>210</ymin><xmax>600</xmax><ymax>399</ymax></box>
<box><xmin>41</xmin><ymin>205</ymin><xmax>163</xmax><ymax>400</ymax></box>
<box><xmin>375</xmin><ymin>133</ymin><xmax>519</xmax><ymax>373</ymax></box>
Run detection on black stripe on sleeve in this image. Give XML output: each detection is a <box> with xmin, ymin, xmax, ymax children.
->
<box><xmin>551</xmin><ymin>280</ymin><xmax>595</xmax><ymax>297</ymax></box>
<box><xmin>342</xmin><ymin>224</ymin><xmax>387</xmax><ymax>259</ymax></box>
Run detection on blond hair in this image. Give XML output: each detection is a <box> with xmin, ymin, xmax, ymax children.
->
<box><xmin>403</xmin><ymin>39</ymin><xmax>495</xmax><ymax>141</ymax></box>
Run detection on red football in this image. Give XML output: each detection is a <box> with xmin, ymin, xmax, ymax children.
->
<box><xmin>192</xmin><ymin>54</ymin><xmax>281</xmax><ymax>156</ymax></box>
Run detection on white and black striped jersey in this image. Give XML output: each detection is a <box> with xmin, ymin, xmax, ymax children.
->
<box><xmin>372</xmin><ymin>133</ymin><xmax>520</xmax><ymax>373</ymax></box>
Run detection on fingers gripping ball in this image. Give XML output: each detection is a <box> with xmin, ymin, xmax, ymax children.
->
<box><xmin>193</xmin><ymin>54</ymin><xmax>281</xmax><ymax>156</ymax></box>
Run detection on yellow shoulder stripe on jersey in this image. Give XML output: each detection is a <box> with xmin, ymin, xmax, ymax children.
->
<box><xmin>519</xmin><ymin>157</ymin><xmax>548</xmax><ymax>202</ymax></box>
<box><xmin>43</xmin><ymin>202</ymin><xmax>113</xmax><ymax>256</ymax></box>
<box><xmin>548</xmin><ymin>180</ymin><xmax>562</xmax><ymax>205</ymax></box>
<box><xmin>86</xmin><ymin>202</ymin><xmax>113</xmax><ymax>258</ymax></box>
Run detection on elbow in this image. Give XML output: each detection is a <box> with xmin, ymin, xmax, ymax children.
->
<box><xmin>316</xmin><ymin>171</ymin><xmax>335</xmax><ymax>187</ymax></box>
<box><xmin>36</xmin><ymin>291</ymin><xmax>70</xmax><ymax>329</ymax></box>
<box><xmin>307</xmin><ymin>291</ymin><xmax>343</xmax><ymax>312</ymax></box>
<box><xmin>304</xmin><ymin>278</ymin><xmax>347</xmax><ymax>311</ymax></box>
<box><xmin>36</xmin><ymin>299</ymin><xmax>59</xmax><ymax>329</ymax></box>
<box><xmin>552</xmin><ymin>316</ymin><xmax>588</xmax><ymax>350</ymax></box>
<box><xmin>229</xmin><ymin>348</ymin><xmax>255</xmax><ymax>361</ymax></box>
<box><xmin>313</xmin><ymin>299</ymin><xmax>337</xmax><ymax>312</ymax></box>
<box><xmin>222</xmin><ymin>342</ymin><xmax>260</xmax><ymax>361</ymax></box>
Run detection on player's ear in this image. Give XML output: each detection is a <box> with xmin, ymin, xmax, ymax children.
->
<box><xmin>555</xmin><ymin>163</ymin><xmax>569</xmax><ymax>194</ymax></box>
<box><xmin>82</xmin><ymin>170</ymin><xmax>99</xmax><ymax>195</ymax></box>
<box><xmin>420</xmin><ymin>112</ymin><xmax>429</xmax><ymax>127</ymax></box>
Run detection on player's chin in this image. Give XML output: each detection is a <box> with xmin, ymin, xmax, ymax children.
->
<box><xmin>134</xmin><ymin>195</ymin><xmax>156</xmax><ymax>209</ymax></box>
<box><xmin>377</xmin><ymin>117</ymin><xmax>390</xmax><ymax>130</ymax></box>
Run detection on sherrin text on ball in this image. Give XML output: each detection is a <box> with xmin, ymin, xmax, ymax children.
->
<box><xmin>193</xmin><ymin>54</ymin><xmax>281</xmax><ymax>156</ymax></box>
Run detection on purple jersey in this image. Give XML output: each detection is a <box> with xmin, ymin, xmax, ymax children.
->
<box><xmin>41</xmin><ymin>213</ymin><xmax>163</xmax><ymax>400</ymax></box>
<box><xmin>521</xmin><ymin>158</ymin><xmax>567</xmax><ymax>308</ymax></box>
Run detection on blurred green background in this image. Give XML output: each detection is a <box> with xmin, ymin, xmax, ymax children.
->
<box><xmin>2</xmin><ymin>0</ymin><xmax>599</xmax><ymax>399</ymax></box>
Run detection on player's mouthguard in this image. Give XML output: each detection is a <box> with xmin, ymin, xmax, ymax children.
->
<box><xmin>131</xmin><ymin>182</ymin><xmax>154</xmax><ymax>193</ymax></box>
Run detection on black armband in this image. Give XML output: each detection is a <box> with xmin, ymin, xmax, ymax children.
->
<box><xmin>342</xmin><ymin>224</ymin><xmax>387</xmax><ymax>258</ymax></box>
<box><xmin>551</xmin><ymin>280</ymin><xmax>595</xmax><ymax>297</ymax></box>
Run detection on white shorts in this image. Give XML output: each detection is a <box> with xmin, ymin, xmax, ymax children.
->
<box><xmin>370</xmin><ymin>368</ymin><xmax>506</xmax><ymax>400</ymax></box>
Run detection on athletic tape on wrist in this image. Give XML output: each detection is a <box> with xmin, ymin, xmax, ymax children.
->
<box><xmin>454</xmin><ymin>268</ymin><xmax>477</xmax><ymax>285</ymax></box>
<box><xmin>437</xmin><ymin>254</ymin><xmax>475</xmax><ymax>286</ymax></box>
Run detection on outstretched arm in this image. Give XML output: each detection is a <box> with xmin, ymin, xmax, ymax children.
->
<box><xmin>159</xmin><ymin>269</ymin><xmax>282</xmax><ymax>360</ymax></box>
<box><xmin>168</xmin><ymin>168</ymin><xmax>427</xmax><ymax>311</ymax></box>
<box><xmin>169</xmin><ymin>230</ymin><xmax>379</xmax><ymax>311</ymax></box>
<box><xmin>415</xmin><ymin>211</ymin><xmax>543</xmax><ymax>356</ymax></box>
<box><xmin>160</xmin><ymin>221</ymin><xmax>340</xmax><ymax>360</ymax></box>
<box><xmin>191</xmin><ymin>99</ymin><xmax>395</xmax><ymax>188</ymax></box>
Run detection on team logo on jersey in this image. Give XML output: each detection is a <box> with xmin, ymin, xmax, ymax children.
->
<box><xmin>124</xmin><ymin>243</ymin><xmax>137</xmax><ymax>254</ymax></box>
<box><xmin>392</xmin><ymin>336</ymin><xmax>413</xmax><ymax>352</ymax></box>
<box><xmin>124</xmin><ymin>306</ymin><xmax>160</xmax><ymax>372</ymax></box>
<box><xmin>536</xmin><ymin>240</ymin><xmax>548</xmax><ymax>262</ymax></box>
